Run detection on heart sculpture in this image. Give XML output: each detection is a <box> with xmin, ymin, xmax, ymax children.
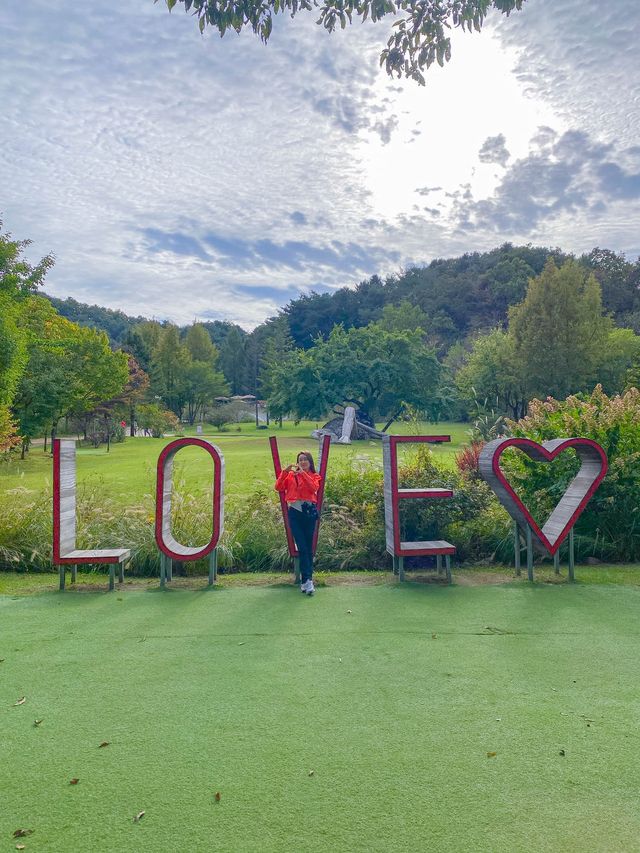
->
<box><xmin>479</xmin><ymin>438</ymin><xmax>608</xmax><ymax>556</ymax></box>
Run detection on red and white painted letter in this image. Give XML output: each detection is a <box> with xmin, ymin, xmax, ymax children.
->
<box><xmin>155</xmin><ymin>438</ymin><xmax>225</xmax><ymax>560</ymax></box>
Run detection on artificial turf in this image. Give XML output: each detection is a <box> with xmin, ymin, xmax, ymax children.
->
<box><xmin>2</xmin><ymin>583</ymin><xmax>640</xmax><ymax>852</ymax></box>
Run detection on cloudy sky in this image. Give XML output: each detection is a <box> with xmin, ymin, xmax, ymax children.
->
<box><xmin>1</xmin><ymin>0</ymin><xmax>639</xmax><ymax>327</ymax></box>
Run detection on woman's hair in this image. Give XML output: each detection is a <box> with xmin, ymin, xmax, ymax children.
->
<box><xmin>297</xmin><ymin>451</ymin><xmax>316</xmax><ymax>473</ymax></box>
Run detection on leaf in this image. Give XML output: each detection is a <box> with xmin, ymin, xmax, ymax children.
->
<box><xmin>13</xmin><ymin>830</ymin><xmax>34</xmax><ymax>838</ymax></box>
<box><xmin>431</xmin><ymin>633</ymin><xmax>437</xmax><ymax>639</ymax></box>
<box><xmin>486</xmin><ymin>752</ymin><xmax>497</xmax><ymax>758</ymax></box>
<box><xmin>133</xmin><ymin>811</ymin><xmax>145</xmax><ymax>823</ymax></box>
<box><xmin>16</xmin><ymin>845</ymin><xmax>26</xmax><ymax>850</ymax></box>
<box><xmin>346</xmin><ymin>609</ymin><xmax>352</xmax><ymax>614</ymax></box>
<box><xmin>214</xmin><ymin>792</ymin><xmax>221</xmax><ymax>802</ymax></box>
<box><xmin>559</xmin><ymin>749</ymin><xmax>566</xmax><ymax>756</ymax></box>
<box><xmin>98</xmin><ymin>741</ymin><xmax>110</xmax><ymax>748</ymax></box>
<box><xmin>0</xmin><ymin>658</ymin><xmax>5</xmax><ymax>662</ymax></box>
<box><xmin>13</xmin><ymin>697</ymin><xmax>26</xmax><ymax>706</ymax></box>
<box><xmin>33</xmin><ymin>719</ymin><xmax>43</xmax><ymax>727</ymax></box>
<box><xmin>69</xmin><ymin>778</ymin><xmax>79</xmax><ymax>785</ymax></box>
<box><xmin>308</xmin><ymin>770</ymin><xmax>314</xmax><ymax>776</ymax></box>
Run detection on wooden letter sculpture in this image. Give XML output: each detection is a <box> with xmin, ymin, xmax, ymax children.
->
<box><xmin>155</xmin><ymin>438</ymin><xmax>225</xmax><ymax>586</ymax></box>
<box><xmin>270</xmin><ymin>434</ymin><xmax>331</xmax><ymax>582</ymax></box>
<box><xmin>479</xmin><ymin>437</ymin><xmax>607</xmax><ymax>579</ymax></box>
<box><xmin>53</xmin><ymin>439</ymin><xmax>131</xmax><ymax>590</ymax></box>
<box><xmin>383</xmin><ymin>435</ymin><xmax>455</xmax><ymax>582</ymax></box>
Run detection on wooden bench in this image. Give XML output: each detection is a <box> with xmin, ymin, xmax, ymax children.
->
<box><xmin>383</xmin><ymin>435</ymin><xmax>456</xmax><ymax>583</ymax></box>
<box><xmin>53</xmin><ymin>439</ymin><xmax>131</xmax><ymax>590</ymax></box>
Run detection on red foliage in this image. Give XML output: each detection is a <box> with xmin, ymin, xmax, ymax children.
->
<box><xmin>455</xmin><ymin>440</ymin><xmax>485</xmax><ymax>480</ymax></box>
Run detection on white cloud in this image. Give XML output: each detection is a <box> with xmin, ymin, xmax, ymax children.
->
<box><xmin>1</xmin><ymin>0</ymin><xmax>638</xmax><ymax>328</ymax></box>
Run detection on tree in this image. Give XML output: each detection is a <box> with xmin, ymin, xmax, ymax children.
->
<box><xmin>0</xmin><ymin>222</ymin><xmax>54</xmax><ymax>451</ymax></box>
<box><xmin>13</xmin><ymin>297</ymin><xmax>130</xmax><ymax>450</ymax></box>
<box><xmin>219</xmin><ymin>326</ymin><xmax>248</xmax><ymax>395</ymax></box>
<box><xmin>455</xmin><ymin>327</ymin><xmax>527</xmax><ymax>419</ymax></box>
<box><xmin>151</xmin><ymin>325</ymin><xmax>191</xmax><ymax>417</ymax></box>
<box><xmin>509</xmin><ymin>259</ymin><xmax>611</xmax><ymax>401</ymax></box>
<box><xmin>185</xmin><ymin>322</ymin><xmax>218</xmax><ymax>363</ymax></box>
<box><xmin>268</xmin><ymin>323</ymin><xmax>441</xmax><ymax>422</ymax></box>
<box><xmin>160</xmin><ymin>0</ymin><xmax>526</xmax><ymax>85</ymax></box>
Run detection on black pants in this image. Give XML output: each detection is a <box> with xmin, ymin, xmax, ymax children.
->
<box><xmin>288</xmin><ymin>507</ymin><xmax>316</xmax><ymax>583</ymax></box>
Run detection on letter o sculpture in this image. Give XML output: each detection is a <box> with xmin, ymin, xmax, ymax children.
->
<box><xmin>155</xmin><ymin>438</ymin><xmax>225</xmax><ymax>560</ymax></box>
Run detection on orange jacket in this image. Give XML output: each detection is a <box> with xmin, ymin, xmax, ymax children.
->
<box><xmin>275</xmin><ymin>469</ymin><xmax>322</xmax><ymax>503</ymax></box>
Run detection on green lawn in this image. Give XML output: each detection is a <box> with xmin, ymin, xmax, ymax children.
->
<box><xmin>0</xmin><ymin>420</ymin><xmax>467</xmax><ymax>506</ymax></box>
<box><xmin>2</xmin><ymin>581</ymin><xmax>640</xmax><ymax>851</ymax></box>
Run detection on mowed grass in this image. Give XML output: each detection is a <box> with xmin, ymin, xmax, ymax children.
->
<box><xmin>2</xmin><ymin>582</ymin><xmax>640</xmax><ymax>852</ymax></box>
<box><xmin>0</xmin><ymin>420</ymin><xmax>467</xmax><ymax>506</ymax></box>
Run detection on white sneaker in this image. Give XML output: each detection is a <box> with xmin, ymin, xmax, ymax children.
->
<box><xmin>304</xmin><ymin>580</ymin><xmax>315</xmax><ymax>596</ymax></box>
<box><xmin>300</xmin><ymin>582</ymin><xmax>307</xmax><ymax>593</ymax></box>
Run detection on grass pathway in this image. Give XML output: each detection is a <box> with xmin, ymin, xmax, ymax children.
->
<box><xmin>2</xmin><ymin>583</ymin><xmax>640</xmax><ymax>851</ymax></box>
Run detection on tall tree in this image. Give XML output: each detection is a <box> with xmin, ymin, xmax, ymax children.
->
<box><xmin>455</xmin><ymin>327</ymin><xmax>527</xmax><ymax>419</ymax></box>
<box><xmin>160</xmin><ymin>0</ymin><xmax>526</xmax><ymax>85</ymax></box>
<box><xmin>509</xmin><ymin>259</ymin><xmax>611</xmax><ymax>401</ymax></box>
<box><xmin>220</xmin><ymin>326</ymin><xmax>248</xmax><ymax>395</ymax></box>
<box><xmin>13</xmin><ymin>297</ymin><xmax>129</xmax><ymax>450</ymax></box>
<box><xmin>0</xmin><ymin>222</ymin><xmax>54</xmax><ymax>451</ymax></box>
<box><xmin>151</xmin><ymin>325</ymin><xmax>191</xmax><ymax>418</ymax></box>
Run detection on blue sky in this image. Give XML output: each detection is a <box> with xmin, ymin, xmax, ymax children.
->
<box><xmin>1</xmin><ymin>0</ymin><xmax>639</xmax><ymax>327</ymax></box>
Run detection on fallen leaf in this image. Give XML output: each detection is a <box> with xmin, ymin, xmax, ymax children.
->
<box><xmin>16</xmin><ymin>845</ymin><xmax>26</xmax><ymax>850</ymax></box>
<box><xmin>487</xmin><ymin>752</ymin><xmax>497</xmax><ymax>758</ymax></box>
<box><xmin>69</xmin><ymin>778</ymin><xmax>79</xmax><ymax>785</ymax></box>
<box><xmin>98</xmin><ymin>741</ymin><xmax>110</xmax><ymax>748</ymax></box>
<box><xmin>14</xmin><ymin>697</ymin><xmax>26</xmax><ymax>706</ymax></box>
<box><xmin>0</xmin><ymin>658</ymin><xmax>5</xmax><ymax>662</ymax></box>
<box><xmin>431</xmin><ymin>633</ymin><xmax>437</xmax><ymax>639</ymax></box>
<box><xmin>559</xmin><ymin>749</ymin><xmax>566</xmax><ymax>756</ymax></box>
<box><xmin>308</xmin><ymin>770</ymin><xmax>314</xmax><ymax>776</ymax></box>
<box><xmin>495</xmin><ymin>718</ymin><xmax>502</xmax><ymax>722</ymax></box>
<box><xmin>238</xmin><ymin>642</ymin><xmax>245</xmax><ymax>646</ymax></box>
<box><xmin>33</xmin><ymin>719</ymin><xmax>43</xmax><ymax>727</ymax></box>
<box><xmin>13</xmin><ymin>830</ymin><xmax>33</xmax><ymax>838</ymax></box>
<box><xmin>214</xmin><ymin>792</ymin><xmax>221</xmax><ymax>802</ymax></box>
<box><xmin>133</xmin><ymin>811</ymin><xmax>145</xmax><ymax>823</ymax></box>
<box><xmin>346</xmin><ymin>610</ymin><xmax>352</xmax><ymax>614</ymax></box>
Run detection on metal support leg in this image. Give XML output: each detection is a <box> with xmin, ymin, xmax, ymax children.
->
<box><xmin>391</xmin><ymin>555</ymin><xmax>397</xmax><ymax>575</ymax></box>
<box><xmin>436</xmin><ymin>554</ymin><xmax>443</xmax><ymax>576</ymax></box>
<box><xmin>293</xmin><ymin>556</ymin><xmax>300</xmax><ymax>584</ymax></box>
<box><xmin>526</xmin><ymin>525</ymin><xmax>534</xmax><ymax>582</ymax></box>
<box><xmin>71</xmin><ymin>564</ymin><xmax>77</xmax><ymax>584</ymax></box>
<box><xmin>167</xmin><ymin>558</ymin><xmax>173</xmax><ymax>582</ymax></box>
<box><xmin>398</xmin><ymin>556</ymin><xmax>405</xmax><ymax>582</ymax></box>
<box><xmin>208</xmin><ymin>548</ymin><xmax>217</xmax><ymax>585</ymax></box>
<box><xmin>514</xmin><ymin>521</ymin><xmax>521</xmax><ymax>576</ymax></box>
<box><xmin>160</xmin><ymin>552</ymin><xmax>166</xmax><ymax>588</ymax></box>
<box><xmin>553</xmin><ymin>551</ymin><xmax>560</xmax><ymax>575</ymax></box>
<box><xmin>568</xmin><ymin>528</ymin><xmax>575</xmax><ymax>582</ymax></box>
<box><xmin>119</xmin><ymin>561</ymin><xmax>125</xmax><ymax>583</ymax></box>
<box><xmin>109</xmin><ymin>564</ymin><xmax>115</xmax><ymax>591</ymax></box>
<box><xmin>59</xmin><ymin>565</ymin><xmax>65</xmax><ymax>591</ymax></box>
<box><xmin>445</xmin><ymin>554</ymin><xmax>452</xmax><ymax>584</ymax></box>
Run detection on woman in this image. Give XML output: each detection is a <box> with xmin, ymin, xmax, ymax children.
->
<box><xmin>275</xmin><ymin>451</ymin><xmax>322</xmax><ymax>595</ymax></box>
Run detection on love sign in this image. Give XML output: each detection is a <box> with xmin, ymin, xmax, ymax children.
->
<box><xmin>478</xmin><ymin>437</ymin><xmax>608</xmax><ymax>556</ymax></box>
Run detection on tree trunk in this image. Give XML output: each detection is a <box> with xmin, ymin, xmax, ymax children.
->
<box><xmin>43</xmin><ymin>433</ymin><xmax>48</xmax><ymax>453</ymax></box>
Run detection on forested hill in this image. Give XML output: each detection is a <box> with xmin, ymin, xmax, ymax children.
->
<box><xmin>44</xmin><ymin>295</ymin><xmax>246</xmax><ymax>349</ymax></box>
<box><xmin>283</xmin><ymin>244</ymin><xmax>640</xmax><ymax>350</ymax></box>
<box><xmin>46</xmin><ymin>243</ymin><xmax>640</xmax><ymax>354</ymax></box>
